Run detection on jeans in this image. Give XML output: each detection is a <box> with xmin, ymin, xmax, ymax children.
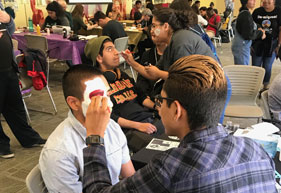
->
<box><xmin>231</xmin><ymin>32</ymin><xmax>252</xmax><ymax>65</ymax></box>
<box><xmin>252</xmin><ymin>52</ymin><xmax>276</xmax><ymax>84</ymax></box>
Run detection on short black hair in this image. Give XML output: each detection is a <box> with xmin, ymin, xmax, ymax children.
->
<box><xmin>210</xmin><ymin>2</ymin><xmax>214</xmax><ymax>6</ymax></box>
<box><xmin>62</xmin><ymin>65</ymin><xmax>103</xmax><ymax>101</ymax></box>
<box><xmin>195</xmin><ymin>1</ymin><xmax>200</xmax><ymax>4</ymax></box>
<box><xmin>146</xmin><ymin>3</ymin><xmax>154</xmax><ymax>11</ymax></box>
<box><xmin>93</xmin><ymin>11</ymin><xmax>106</xmax><ymax>23</ymax></box>
<box><xmin>134</xmin><ymin>11</ymin><xmax>142</xmax><ymax>20</ymax></box>
<box><xmin>46</xmin><ymin>1</ymin><xmax>65</xmax><ymax>17</ymax></box>
<box><xmin>164</xmin><ymin>55</ymin><xmax>227</xmax><ymax>131</ymax></box>
<box><xmin>136</xmin><ymin>0</ymin><xmax>142</xmax><ymax>5</ymax></box>
<box><xmin>199</xmin><ymin>6</ymin><xmax>207</xmax><ymax>11</ymax></box>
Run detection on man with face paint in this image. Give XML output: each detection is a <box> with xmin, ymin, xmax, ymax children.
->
<box><xmin>39</xmin><ymin>65</ymin><xmax>135</xmax><ymax>193</ymax></box>
<box><xmin>84</xmin><ymin>36</ymin><xmax>165</xmax><ymax>153</ymax></box>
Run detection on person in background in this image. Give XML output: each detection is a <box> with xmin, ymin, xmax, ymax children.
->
<box><xmin>199</xmin><ymin>6</ymin><xmax>208</xmax><ymax>19</ymax></box>
<box><xmin>225</xmin><ymin>0</ymin><xmax>235</xmax><ymax>11</ymax></box>
<box><xmin>133</xmin><ymin>11</ymin><xmax>143</xmax><ymax>27</ymax></box>
<box><xmin>188</xmin><ymin>0</ymin><xmax>192</xmax><ymax>6</ymax></box>
<box><xmin>136</xmin><ymin>33</ymin><xmax>167</xmax><ymax>106</ymax></box>
<box><xmin>0</xmin><ymin>2</ymin><xmax>46</xmax><ymax>159</ymax></box>
<box><xmin>135</xmin><ymin>8</ymin><xmax>154</xmax><ymax>59</ymax></box>
<box><xmin>57</xmin><ymin>0</ymin><xmax>73</xmax><ymax>29</ymax></box>
<box><xmin>82</xmin><ymin>55</ymin><xmax>277</xmax><ymax>193</ymax></box>
<box><xmin>206</xmin><ymin>7</ymin><xmax>221</xmax><ymax>38</ymax></box>
<box><xmin>106</xmin><ymin>1</ymin><xmax>122</xmax><ymax>21</ymax></box>
<box><xmin>146</xmin><ymin>3</ymin><xmax>154</xmax><ymax>11</ymax></box>
<box><xmin>252</xmin><ymin>0</ymin><xmax>281</xmax><ymax>91</ymax></box>
<box><xmin>210</xmin><ymin>2</ymin><xmax>218</xmax><ymax>14</ymax></box>
<box><xmin>42</xmin><ymin>1</ymin><xmax>69</xmax><ymax>30</ymax></box>
<box><xmin>231</xmin><ymin>0</ymin><xmax>265</xmax><ymax>65</ymax></box>
<box><xmin>268</xmin><ymin>72</ymin><xmax>281</xmax><ymax>116</ymax></box>
<box><xmin>192</xmin><ymin>4</ymin><xmax>208</xmax><ymax>26</ymax></box>
<box><xmin>4</xmin><ymin>7</ymin><xmax>15</xmax><ymax>19</ymax></box>
<box><xmin>146</xmin><ymin>0</ymin><xmax>154</xmax><ymax>11</ymax></box>
<box><xmin>72</xmin><ymin>4</ymin><xmax>95</xmax><ymax>34</ymax></box>
<box><xmin>193</xmin><ymin>0</ymin><xmax>201</xmax><ymax>8</ymax></box>
<box><xmin>39</xmin><ymin>65</ymin><xmax>135</xmax><ymax>192</ymax></box>
<box><xmin>130</xmin><ymin>0</ymin><xmax>142</xmax><ymax>20</ymax></box>
<box><xmin>93</xmin><ymin>11</ymin><xmax>126</xmax><ymax>43</ymax></box>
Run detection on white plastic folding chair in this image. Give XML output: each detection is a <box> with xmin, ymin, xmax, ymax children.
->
<box><xmin>226</xmin><ymin>14</ymin><xmax>234</xmax><ymax>42</ymax></box>
<box><xmin>24</xmin><ymin>34</ymin><xmax>57</xmax><ymax>114</ymax></box>
<box><xmin>114</xmin><ymin>37</ymin><xmax>137</xmax><ymax>82</ymax></box>
<box><xmin>26</xmin><ymin>164</ymin><xmax>48</xmax><ymax>193</ymax></box>
<box><xmin>223</xmin><ymin>65</ymin><xmax>265</xmax><ymax>122</ymax></box>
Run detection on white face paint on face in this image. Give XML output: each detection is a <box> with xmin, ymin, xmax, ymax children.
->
<box><xmin>81</xmin><ymin>77</ymin><xmax>113</xmax><ymax>117</ymax></box>
<box><xmin>154</xmin><ymin>28</ymin><xmax>161</xmax><ymax>36</ymax></box>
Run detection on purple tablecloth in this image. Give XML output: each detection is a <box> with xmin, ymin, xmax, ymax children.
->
<box><xmin>12</xmin><ymin>32</ymin><xmax>86</xmax><ymax>65</ymax></box>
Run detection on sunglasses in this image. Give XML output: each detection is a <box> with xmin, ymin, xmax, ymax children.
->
<box><xmin>154</xmin><ymin>94</ymin><xmax>175</xmax><ymax>107</ymax></box>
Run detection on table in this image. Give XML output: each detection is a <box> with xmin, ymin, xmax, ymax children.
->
<box><xmin>132</xmin><ymin>136</ymin><xmax>281</xmax><ymax>175</ymax></box>
<box><xmin>119</xmin><ymin>20</ymin><xmax>135</xmax><ymax>27</ymax></box>
<box><xmin>78</xmin><ymin>27</ymin><xmax>146</xmax><ymax>48</ymax></box>
<box><xmin>132</xmin><ymin>134</ymin><xmax>179</xmax><ymax>170</ymax></box>
<box><xmin>12</xmin><ymin>32</ymin><xmax>87</xmax><ymax>65</ymax></box>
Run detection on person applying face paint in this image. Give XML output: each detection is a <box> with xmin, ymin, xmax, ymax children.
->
<box><xmin>39</xmin><ymin>65</ymin><xmax>135</xmax><ymax>193</ymax></box>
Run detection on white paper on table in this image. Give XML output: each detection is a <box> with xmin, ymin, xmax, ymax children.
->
<box><xmin>233</xmin><ymin>122</ymin><xmax>279</xmax><ymax>141</ymax></box>
<box><xmin>78</xmin><ymin>35</ymin><xmax>98</xmax><ymax>40</ymax></box>
<box><xmin>146</xmin><ymin>138</ymin><xmax>180</xmax><ymax>151</ymax></box>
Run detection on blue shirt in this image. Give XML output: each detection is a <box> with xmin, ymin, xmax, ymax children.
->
<box><xmin>83</xmin><ymin>125</ymin><xmax>277</xmax><ymax>193</ymax></box>
<box><xmin>39</xmin><ymin>111</ymin><xmax>130</xmax><ymax>193</ymax></box>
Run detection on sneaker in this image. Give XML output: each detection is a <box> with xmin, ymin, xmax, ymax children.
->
<box><xmin>23</xmin><ymin>138</ymin><xmax>46</xmax><ymax>148</ymax></box>
<box><xmin>0</xmin><ymin>149</ymin><xmax>15</xmax><ymax>159</ymax></box>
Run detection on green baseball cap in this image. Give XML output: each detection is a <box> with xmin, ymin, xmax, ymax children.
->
<box><xmin>84</xmin><ymin>36</ymin><xmax>111</xmax><ymax>66</ymax></box>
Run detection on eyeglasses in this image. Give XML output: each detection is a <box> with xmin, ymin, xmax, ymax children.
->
<box><xmin>151</xmin><ymin>23</ymin><xmax>163</xmax><ymax>29</ymax></box>
<box><xmin>154</xmin><ymin>94</ymin><xmax>175</xmax><ymax>107</ymax></box>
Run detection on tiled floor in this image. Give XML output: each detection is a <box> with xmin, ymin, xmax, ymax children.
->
<box><xmin>1</xmin><ymin>42</ymin><xmax>281</xmax><ymax>193</ymax></box>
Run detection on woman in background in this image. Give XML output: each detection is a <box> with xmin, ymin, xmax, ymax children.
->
<box><xmin>42</xmin><ymin>1</ymin><xmax>69</xmax><ymax>30</ymax></box>
<box><xmin>252</xmin><ymin>0</ymin><xmax>281</xmax><ymax>90</ymax></box>
<box><xmin>231</xmin><ymin>0</ymin><xmax>265</xmax><ymax>65</ymax></box>
<box><xmin>72</xmin><ymin>4</ymin><xmax>95</xmax><ymax>34</ymax></box>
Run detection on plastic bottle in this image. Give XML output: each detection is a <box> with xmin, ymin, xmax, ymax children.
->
<box><xmin>225</xmin><ymin>121</ymin><xmax>233</xmax><ymax>133</ymax></box>
<box><xmin>28</xmin><ymin>18</ymin><xmax>34</xmax><ymax>32</ymax></box>
<box><xmin>46</xmin><ymin>28</ymin><xmax>50</xmax><ymax>36</ymax></box>
<box><xmin>62</xmin><ymin>28</ymin><xmax>67</xmax><ymax>38</ymax></box>
<box><xmin>36</xmin><ymin>24</ymin><xmax>41</xmax><ymax>35</ymax></box>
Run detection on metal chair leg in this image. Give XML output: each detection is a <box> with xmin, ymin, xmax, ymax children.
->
<box><xmin>46</xmin><ymin>85</ymin><xmax>57</xmax><ymax>114</ymax></box>
<box><xmin>22</xmin><ymin>98</ymin><xmax>31</xmax><ymax>124</ymax></box>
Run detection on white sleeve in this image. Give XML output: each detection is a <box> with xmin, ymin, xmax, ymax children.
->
<box><xmin>198</xmin><ymin>15</ymin><xmax>208</xmax><ymax>26</ymax></box>
<box><xmin>116</xmin><ymin>123</ymin><xmax>131</xmax><ymax>164</ymax></box>
<box><xmin>39</xmin><ymin>149</ymin><xmax>82</xmax><ymax>193</ymax></box>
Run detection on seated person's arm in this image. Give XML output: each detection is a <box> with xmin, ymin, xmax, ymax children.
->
<box><xmin>121</xmin><ymin>160</ymin><xmax>135</xmax><ymax>178</ymax></box>
<box><xmin>117</xmin><ymin>117</ymin><xmax>156</xmax><ymax>134</ymax></box>
<box><xmin>121</xmin><ymin>50</ymin><xmax>168</xmax><ymax>80</ymax></box>
<box><xmin>39</xmin><ymin>150</ymin><xmax>82</xmax><ymax>193</ymax></box>
<box><xmin>142</xmin><ymin>97</ymin><xmax>155</xmax><ymax>109</ymax></box>
<box><xmin>61</xmin><ymin>16</ymin><xmax>70</xmax><ymax>27</ymax></box>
